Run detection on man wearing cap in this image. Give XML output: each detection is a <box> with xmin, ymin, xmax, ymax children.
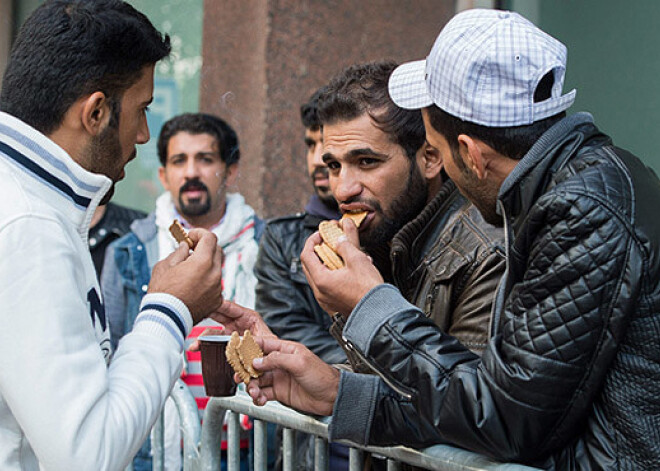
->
<box><xmin>228</xmin><ymin>8</ymin><xmax>660</xmax><ymax>470</ymax></box>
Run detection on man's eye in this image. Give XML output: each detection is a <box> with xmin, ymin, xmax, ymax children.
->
<box><xmin>360</xmin><ymin>158</ymin><xmax>378</xmax><ymax>166</ymax></box>
<box><xmin>326</xmin><ymin>161</ymin><xmax>339</xmax><ymax>170</ymax></box>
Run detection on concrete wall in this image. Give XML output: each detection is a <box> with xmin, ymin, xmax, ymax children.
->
<box><xmin>200</xmin><ymin>0</ymin><xmax>454</xmax><ymax>218</ymax></box>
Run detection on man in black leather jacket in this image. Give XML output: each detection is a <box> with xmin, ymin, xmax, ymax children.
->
<box><xmin>254</xmin><ymin>89</ymin><xmax>350</xmax><ymax>471</ymax></box>
<box><xmin>233</xmin><ymin>9</ymin><xmax>660</xmax><ymax>470</ymax></box>
<box><xmin>254</xmin><ymin>87</ymin><xmax>346</xmax><ymax>364</ymax></box>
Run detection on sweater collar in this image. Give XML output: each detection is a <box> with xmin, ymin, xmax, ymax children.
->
<box><xmin>0</xmin><ymin>112</ymin><xmax>112</xmax><ymax>242</ymax></box>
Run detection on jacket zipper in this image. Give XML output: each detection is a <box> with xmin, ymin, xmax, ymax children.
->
<box><xmin>341</xmin><ymin>335</ymin><xmax>413</xmax><ymax>400</ymax></box>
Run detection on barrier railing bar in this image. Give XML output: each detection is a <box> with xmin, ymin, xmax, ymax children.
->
<box><xmin>314</xmin><ymin>435</ymin><xmax>328</xmax><ymax>471</ymax></box>
<box><xmin>254</xmin><ymin>419</ymin><xmax>268</xmax><ymax>471</ymax></box>
<box><xmin>349</xmin><ymin>447</ymin><xmax>364</xmax><ymax>471</ymax></box>
<box><xmin>282</xmin><ymin>427</ymin><xmax>295</xmax><ymax>471</ymax></box>
<box><xmin>205</xmin><ymin>392</ymin><xmax>542</xmax><ymax>471</ymax></box>
<box><xmin>227</xmin><ymin>411</ymin><xmax>240</xmax><ymax>471</ymax></box>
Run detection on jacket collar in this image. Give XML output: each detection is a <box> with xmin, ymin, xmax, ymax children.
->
<box><xmin>391</xmin><ymin>179</ymin><xmax>462</xmax><ymax>292</ymax></box>
<box><xmin>0</xmin><ymin>112</ymin><xmax>112</xmax><ymax>242</ymax></box>
<box><xmin>498</xmin><ymin>112</ymin><xmax>608</xmax><ymax>231</ymax></box>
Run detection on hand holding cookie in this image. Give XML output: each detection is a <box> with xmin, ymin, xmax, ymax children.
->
<box><xmin>244</xmin><ymin>337</ymin><xmax>340</xmax><ymax>416</ymax></box>
<box><xmin>313</xmin><ymin>211</ymin><xmax>367</xmax><ymax>270</ymax></box>
<box><xmin>148</xmin><ymin>228</ymin><xmax>224</xmax><ymax>324</ymax></box>
<box><xmin>302</xmin><ymin>218</ymin><xmax>384</xmax><ymax>318</ymax></box>
<box><xmin>226</xmin><ymin>330</ymin><xmax>264</xmax><ymax>384</ymax></box>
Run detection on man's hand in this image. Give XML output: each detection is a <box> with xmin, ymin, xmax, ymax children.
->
<box><xmin>246</xmin><ymin>337</ymin><xmax>340</xmax><ymax>416</ymax></box>
<box><xmin>209</xmin><ymin>300</ymin><xmax>274</xmax><ymax>337</ymax></box>
<box><xmin>148</xmin><ymin>229</ymin><xmax>223</xmax><ymax>324</ymax></box>
<box><xmin>188</xmin><ymin>302</ymin><xmax>274</xmax><ymax>352</ymax></box>
<box><xmin>301</xmin><ymin>218</ymin><xmax>384</xmax><ymax>317</ymax></box>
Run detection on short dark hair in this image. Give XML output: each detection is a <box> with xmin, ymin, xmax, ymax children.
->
<box><xmin>300</xmin><ymin>86</ymin><xmax>327</xmax><ymax>131</ymax></box>
<box><xmin>157</xmin><ymin>113</ymin><xmax>240</xmax><ymax>167</ymax></box>
<box><xmin>318</xmin><ymin>61</ymin><xmax>425</xmax><ymax>161</ymax></box>
<box><xmin>424</xmin><ymin>71</ymin><xmax>565</xmax><ymax>162</ymax></box>
<box><xmin>0</xmin><ymin>0</ymin><xmax>171</xmax><ymax>135</ymax></box>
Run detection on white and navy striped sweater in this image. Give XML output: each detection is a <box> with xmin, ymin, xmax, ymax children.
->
<box><xmin>0</xmin><ymin>111</ymin><xmax>192</xmax><ymax>470</ymax></box>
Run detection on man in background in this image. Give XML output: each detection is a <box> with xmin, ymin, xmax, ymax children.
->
<box><xmin>255</xmin><ymin>87</ymin><xmax>345</xmax><ymax>364</ymax></box>
<box><xmin>102</xmin><ymin>112</ymin><xmax>259</xmax><ymax>470</ymax></box>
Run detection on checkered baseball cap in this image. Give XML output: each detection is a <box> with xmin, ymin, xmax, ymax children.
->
<box><xmin>388</xmin><ymin>9</ymin><xmax>576</xmax><ymax>127</ymax></box>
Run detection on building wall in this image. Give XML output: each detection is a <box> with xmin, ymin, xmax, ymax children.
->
<box><xmin>200</xmin><ymin>0</ymin><xmax>455</xmax><ymax>218</ymax></box>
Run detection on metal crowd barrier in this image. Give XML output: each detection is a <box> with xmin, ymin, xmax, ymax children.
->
<box><xmin>149</xmin><ymin>380</ymin><xmax>541</xmax><ymax>471</ymax></box>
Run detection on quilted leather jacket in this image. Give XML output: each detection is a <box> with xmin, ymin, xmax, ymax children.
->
<box><xmin>255</xmin><ymin>203</ymin><xmax>347</xmax><ymax>364</ymax></box>
<box><xmin>331</xmin><ymin>113</ymin><xmax>660</xmax><ymax>470</ymax></box>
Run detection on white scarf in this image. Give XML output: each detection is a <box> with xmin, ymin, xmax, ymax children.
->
<box><xmin>154</xmin><ymin>192</ymin><xmax>259</xmax><ymax>314</ymax></box>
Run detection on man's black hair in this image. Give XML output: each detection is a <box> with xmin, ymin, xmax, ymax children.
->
<box><xmin>425</xmin><ymin>71</ymin><xmax>565</xmax><ymax>164</ymax></box>
<box><xmin>157</xmin><ymin>113</ymin><xmax>240</xmax><ymax>167</ymax></box>
<box><xmin>0</xmin><ymin>0</ymin><xmax>171</xmax><ymax>135</ymax></box>
<box><xmin>317</xmin><ymin>61</ymin><xmax>425</xmax><ymax>161</ymax></box>
<box><xmin>300</xmin><ymin>86</ymin><xmax>327</xmax><ymax>131</ymax></box>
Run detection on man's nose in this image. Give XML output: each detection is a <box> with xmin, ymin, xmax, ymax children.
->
<box><xmin>137</xmin><ymin>115</ymin><xmax>150</xmax><ymax>145</ymax></box>
<box><xmin>333</xmin><ymin>168</ymin><xmax>362</xmax><ymax>202</ymax></box>
<box><xmin>184</xmin><ymin>159</ymin><xmax>199</xmax><ymax>177</ymax></box>
<box><xmin>312</xmin><ymin>143</ymin><xmax>324</xmax><ymax>167</ymax></box>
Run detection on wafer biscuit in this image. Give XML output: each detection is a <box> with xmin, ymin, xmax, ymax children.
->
<box><xmin>318</xmin><ymin>220</ymin><xmax>345</xmax><ymax>252</ymax></box>
<box><xmin>314</xmin><ymin>242</ymin><xmax>344</xmax><ymax>270</ymax></box>
<box><xmin>237</xmin><ymin>330</ymin><xmax>264</xmax><ymax>379</ymax></box>
<box><xmin>226</xmin><ymin>332</ymin><xmax>251</xmax><ymax>384</ymax></box>
<box><xmin>169</xmin><ymin>219</ymin><xmax>193</xmax><ymax>249</ymax></box>
<box><xmin>341</xmin><ymin>210</ymin><xmax>367</xmax><ymax>228</ymax></box>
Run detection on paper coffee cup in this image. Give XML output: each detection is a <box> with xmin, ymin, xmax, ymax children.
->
<box><xmin>199</xmin><ymin>335</ymin><xmax>237</xmax><ymax>397</ymax></box>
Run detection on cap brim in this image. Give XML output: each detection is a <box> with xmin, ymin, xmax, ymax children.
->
<box><xmin>388</xmin><ymin>60</ymin><xmax>433</xmax><ymax>110</ymax></box>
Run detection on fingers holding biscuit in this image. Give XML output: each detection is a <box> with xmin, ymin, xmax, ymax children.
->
<box><xmin>245</xmin><ymin>337</ymin><xmax>339</xmax><ymax>415</ymax></box>
<box><xmin>339</xmin><ymin>217</ymin><xmax>360</xmax><ymax>246</ymax></box>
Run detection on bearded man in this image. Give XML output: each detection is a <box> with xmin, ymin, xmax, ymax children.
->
<box><xmin>317</xmin><ymin>61</ymin><xmax>505</xmax><ymax>359</ymax></box>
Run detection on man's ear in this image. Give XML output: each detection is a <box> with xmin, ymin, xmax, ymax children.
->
<box><xmin>225</xmin><ymin>163</ymin><xmax>239</xmax><ymax>188</ymax></box>
<box><xmin>419</xmin><ymin>142</ymin><xmax>443</xmax><ymax>180</ymax></box>
<box><xmin>80</xmin><ymin>92</ymin><xmax>110</xmax><ymax>136</ymax></box>
<box><xmin>158</xmin><ymin>166</ymin><xmax>170</xmax><ymax>191</ymax></box>
<box><xmin>457</xmin><ymin>134</ymin><xmax>487</xmax><ymax>179</ymax></box>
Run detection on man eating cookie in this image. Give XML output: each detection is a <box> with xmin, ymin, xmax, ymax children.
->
<box><xmin>313</xmin><ymin>60</ymin><xmax>505</xmax><ymax>356</ymax></box>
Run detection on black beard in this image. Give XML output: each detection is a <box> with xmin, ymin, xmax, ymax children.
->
<box><xmin>89</xmin><ymin>122</ymin><xmax>122</xmax><ymax>206</ymax></box>
<box><xmin>361</xmin><ymin>161</ymin><xmax>428</xmax><ymax>254</ymax></box>
<box><xmin>178</xmin><ymin>179</ymin><xmax>211</xmax><ymax>217</ymax></box>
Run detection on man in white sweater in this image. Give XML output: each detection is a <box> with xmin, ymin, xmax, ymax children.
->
<box><xmin>0</xmin><ymin>1</ymin><xmax>224</xmax><ymax>470</ymax></box>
